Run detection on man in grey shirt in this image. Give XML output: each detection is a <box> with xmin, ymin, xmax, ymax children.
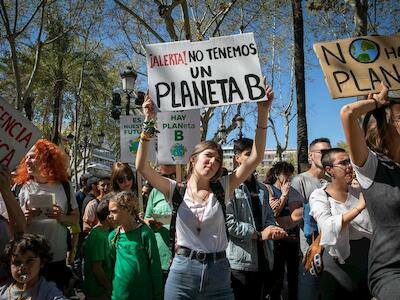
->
<box><xmin>288</xmin><ymin>137</ymin><xmax>331</xmax><ymax>300</ymax></box>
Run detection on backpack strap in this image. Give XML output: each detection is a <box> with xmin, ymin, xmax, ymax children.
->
<box><xmin>169</xmin><ymin>182</ymin><xmax>186</xmax><ymax>258</ymax></box>
<box><xmin>61</xmin><ymin>181</ymin><xmax>72</xmax><ymax>215</ymax></box>
<box><xmin>210</xmin><ymin>180</ymin><xmax>229</xmax><ymax>241</ymax></box>
<box><xmin>169</xmin><ymin>180</ymin><xmax>228</xmax><ymax>260</ymax></box>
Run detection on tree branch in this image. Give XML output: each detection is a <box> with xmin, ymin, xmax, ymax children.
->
<box><xmin>22</xmin><ymin>0</ymin><xmax>46</xmax><ymax>103</ymax></box>
<box><xmin>114</xmin><ymin>0</ymin><xmax>165</xmax><ymax>42</ymax></box>
<box><xmin>181</xmin><ymin>0</ymin><xmax>191</xmax><ymax>40</ymax></box>
<box><xmin>16</xmin><ymin>0</ymin><xmax>45</xmax><ymax>37</ymax></box>
<box><xmin>13</xmin><ymin>0</ymin><xmax>18</xmax><ymax>33</ymax></box>
<box><xmin>0</xmin><ymin>0</ymin><xmax>11</xmax><ymax>35</ymax></box>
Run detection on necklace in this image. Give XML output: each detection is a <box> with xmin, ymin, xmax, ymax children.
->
<box><xmin>187</xmin><ymin>183</ymin><xmax>210</xmax><ymax>234</ymax></box>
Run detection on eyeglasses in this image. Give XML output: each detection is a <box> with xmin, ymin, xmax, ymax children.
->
<box><xmin>117</xmin><ymin>175</ymin><xmax>133</xmax><ymax>184</ymax></box>
<box><xmin>332</xmin><ymin>159</ymin><xmax>351</xmax><ymax>169</ymax></box>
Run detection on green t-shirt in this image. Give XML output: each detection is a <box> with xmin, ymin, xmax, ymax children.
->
<box><xmin>109</xmin><ymin>224</ymin><xmax>163</xmax><ymax>300</ymax></box>
<box><xmin>83</xmin><ymin>226</ymin><xmax>113</xmax><ymax>298</ymax></box>
<box><xmin>144</xmin><ymin>188</ymin><xmax>172</xmax><ymax>270</ymax></box>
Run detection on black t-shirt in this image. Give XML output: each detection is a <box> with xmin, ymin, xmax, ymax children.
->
<box><xmin>244</xmin><ymin>176</ymin><xmax>267</xmax><ymax>271</ymax></box>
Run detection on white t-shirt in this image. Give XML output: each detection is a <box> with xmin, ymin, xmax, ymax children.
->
<box><xmin>167</xmin><ymin>176</ymin><xmax>230</xmax><ymax>253</ymax></box>
<box><xmin>310</xmin><ymin>186</ymin><xmax>372</xmax><ymax>264</ymax></box>
<box><xmin>19</xmin><ymin>181</ymin><xmax>78</xmax><ymax>262</ymax></box>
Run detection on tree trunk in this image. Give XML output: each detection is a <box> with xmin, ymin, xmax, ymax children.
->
<box><xmin>292</xmin><ymin>0</ymin><xmax>308</xmax><ymax>173</ymax></box>
<box><xmin>353</xmin><ymin>0</ymin><xmax>368</xmax><ymax>36</ymax></box>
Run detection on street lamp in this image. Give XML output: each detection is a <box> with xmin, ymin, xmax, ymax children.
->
<box><xmin>235</xmin><ymin>114</ymin><xmax>244</xmax><ymax>139</ymax></box>
<box><xmin>120</xmin><ymin>65</ymin><xmax>137</xmax><ymax>115</ymax></box>
<box><xmin>82</xmin><ymin>116</ymin><xmax>92</xmax><ymax>174</ymax></box>
<box><xmin>218</xmin><ymin>124</ymin><xmax>227</xmax><ymax>144</ymax></box>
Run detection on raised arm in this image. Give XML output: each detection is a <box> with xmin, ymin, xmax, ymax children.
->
<box><xmin>0</xmin><ymin>165</ymin><xmax>26</xmax><ymax>234</ymax></box>
<box><xmin>136</xmin><ymin>95</ymin><xmax>171</xmax><ymax>198</ymax></box>
<box><xmin>340</xmin><ymin>82</ymin><xmax>389</xmax><ymax>167</ymax></box>
<box><xmin>228</xmin><ymin>77</ymin><xmax>273</xmax><ymax>194</ymax></box>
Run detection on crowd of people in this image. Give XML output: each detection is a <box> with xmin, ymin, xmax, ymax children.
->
<box><xmin>0</xmin><ymin>81</ymin><xmax>399</xmax><ymax>300</ymax></box>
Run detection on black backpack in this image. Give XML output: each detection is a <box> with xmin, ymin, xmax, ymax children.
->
<box><xmin>169</xmin><ymin>180</ymin><xmax>228</xmax><ymax>257</ymax></box>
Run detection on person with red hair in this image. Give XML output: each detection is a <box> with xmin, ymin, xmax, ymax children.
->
<box><xmin>14</xmin><ymin>139</ymin><xmax>79</xmax><ymax>291</ymax></box>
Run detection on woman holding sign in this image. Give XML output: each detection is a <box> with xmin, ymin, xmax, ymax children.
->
<box><xmin>136</xmin><ymin>77</ymin><xmax>276</xmax><ymax>299</ymax></box>
<box><xmin>13</xmin><ymin>139</ymin><xmax>79</xmax><ymax>292</ymax></box>
<box><xmin>340</xmin><ymin>83</ymin><xmax>400</xmax><ymax>300</ymax></box>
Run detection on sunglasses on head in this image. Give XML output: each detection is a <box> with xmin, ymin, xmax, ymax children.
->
<box><xmin>117</xmin><ymin>175</ymin><xmax>133</xmax><ymax>184</ymax></box>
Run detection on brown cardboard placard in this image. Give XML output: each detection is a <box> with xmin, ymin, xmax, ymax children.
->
<box><xmin>313</xmin><ymin>34</ymin><xmax>400</xmax><ymax>99</ymax></box>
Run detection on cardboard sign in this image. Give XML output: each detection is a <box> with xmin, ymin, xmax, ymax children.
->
<box><xmin>314</xmin><ymin>34</ymin><xmax>400</xmax><ymax>98</ymax></box>
<box><xmin>157</xmin><ymin>110</ymin><xmax>200</xmax><ymax>164</ymax></box>
<box><xmin>0</xmin><ymin>97</ymin><xmax>42</xmax><ymax>169</ymax></box>
<box><xmin>146</xmin><ymin>33</ymin><xmax>265</xmax><ymax>111</ymax></box>
<box><xmin>120</xmin><ymin>115</ymin><xmax>156</xmax><ymax>164</ymax></box>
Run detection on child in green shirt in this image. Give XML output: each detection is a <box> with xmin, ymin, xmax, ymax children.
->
<box><xmin>83</xmin><ymin>198</ymin><xmax>113</xmax><ymax>300</ymax></box>
<box><xmin>108</xmin><ymin>191</ymin><xmax>163</xmax><ymax>300</ymax></box>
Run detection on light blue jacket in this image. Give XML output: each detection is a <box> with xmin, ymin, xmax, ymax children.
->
<box><xmin>226</xmin><ymin>179</ymin><xmax>276</xmax><ymax>272</ymax></box>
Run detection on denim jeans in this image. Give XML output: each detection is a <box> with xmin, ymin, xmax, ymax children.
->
<box><xmin>165</xmin><ymin>254</ymin><xmax>234</xmax><ymax>300</ymax></box>
<box><xmin>298</xmin><ymin>262</ymin><xmax>321</xmax><ymax>300</ymax></box>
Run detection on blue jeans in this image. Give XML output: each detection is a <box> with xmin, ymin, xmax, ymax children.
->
<box><xmin>298</xmin><ymin>262</ymin><xmax>321</xmax><ymax>300</ymax></box>
<box><xmin>165</xmin><ymin>254</ymin><xmax>234</xmax><ymax>300</ymax></box>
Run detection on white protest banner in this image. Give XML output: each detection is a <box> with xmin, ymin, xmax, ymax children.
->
<box><xmin>314</xmin><ymin>34</ymin><xmax>400</xmax><ymax>99</ymax></box>
<box><xmin>120</xmin><ymin>115</ymin><xmax>156</xmax><ymax>164</ymax></box>
<box><xmin>0</xmin><ymin>97</ymin><xmax>42</xmax><ymax>169</ymax></box>
<box><xmin>146</xmin><ymin>33</ymin><xmax>265</xmax><ymax>111</ymax></box>
<box><xmin>157</xmin><ymin>110</ymin><xmax>201</xmax><ymax>164</ymax></box>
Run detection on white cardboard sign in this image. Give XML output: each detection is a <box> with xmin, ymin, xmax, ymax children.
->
<box><xmin>157</xmin><ymin>110</ymin><xmax>201</xmax><ymax>164</ymax></box>
<box><xmin>146</xmin><ymin>33</ymin><xmax>264</xmax><ymax>111</ymax></box>
<box><xmin>0</xmin><ymin>97</ymin><xmax>42</xmax><ymax>169</ymax></box>
<box><xmin>120</xmin><ymin>115</ymin><xmax>156</xmax><ymax>164</ymax></box>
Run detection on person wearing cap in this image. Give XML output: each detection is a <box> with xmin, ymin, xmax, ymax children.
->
<box><xmin>341</xmin><ymin>83</ymin><xmax>400</xmax><ymax>300</ymax></box>
<box><xmin>144</xmin><ymin>164</ymin><xmax>175</xmax><ymax>286</ymax></box>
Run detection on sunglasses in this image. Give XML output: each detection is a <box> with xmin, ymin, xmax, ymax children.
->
<box><xmin>117</xmin><ymin>175</ymin><xmax>133</xmax><ymax>184</ymax></box>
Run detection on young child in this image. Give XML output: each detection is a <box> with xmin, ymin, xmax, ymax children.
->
<box><xmin>0</xmin><ymin>234</ymin><xmax>68</xmax><ymax>300</ymax></box>
<box><xmin>83</xmin><ymin>197</ymin><xmax>113</xmax><ymax>300</ymax></box>
<box><xmin>108</xmin><ymin>191</ymin><xmax>162</xmax><ymax>300</ymax></box>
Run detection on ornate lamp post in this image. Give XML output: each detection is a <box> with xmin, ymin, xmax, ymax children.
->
<box><xmin>120</xmin><ymin>65</ymin><xmax>137</xmax><ymax>115</ymax></box>
<box><xmin>218</xmin><ymin>124</ymin><xmax>227</xmax><ymax>144</ymax></box>
<box><xmin>82</xmin><ymin>116</ymin><xmax>92</xmax><ymax>174</ymax></box>
<box><xmin>235</xmin><ymin>114</ymin><xmax>245</xmax><ymax>139</ymax></box>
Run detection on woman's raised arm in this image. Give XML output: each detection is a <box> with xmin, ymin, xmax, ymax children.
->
<box><xmin>340</xmin><ymin>82</ymin><xmax>389</xmax><ymax>167</ymax></box>
<box><xmin>229</xmin><ymin>77</ymin><xmax>273</xmax><ymax>194</ymax></box>
<box><xmin>136</xmin><ymin>95</ymin><xmax>171</xmax><ymax>199</ymax></box>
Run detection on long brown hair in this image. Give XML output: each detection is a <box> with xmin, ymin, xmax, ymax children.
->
<box><xmin>363</xmin><ymin>107</ymin><xmax>391</xmax><ymax>157</ymax></box>
<box><xmin>110</xmin><ymin>162</ymin><xmax>136</xmax><ymax>192</ymax></box>
<box><xmin>186</xmin><ymin>140</ymin><xmax>223</xmax><ymax>181</ymax></box>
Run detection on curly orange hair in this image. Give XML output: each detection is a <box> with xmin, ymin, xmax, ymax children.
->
<box><xmin>14</xmin><ymin>139</ymin><xmax>69</xmax><ymax>185</ymax></box>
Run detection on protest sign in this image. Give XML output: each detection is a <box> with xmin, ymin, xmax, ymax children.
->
<box><xmin>146</xmin><ymin>33</ymin><xmax>264</xmax><ymax>111</ymax></box>
<box><xmin>0</xmin><ymin>97</ymin><xmax>42</xmax><ymax>169</ymax></box>
<box><xmin>314</xmin><ymin>34</ymin><xmax>400</xmax><ymax>98</ymax></box>
<box><xmin>157</xmin><ymin>110</ymin><xmax>200</xmax><ymax>164</ymax></box>
<box><xmin>120</xmin><ymin>115</ymin><xmax>156</xmax><ymax>164</ymax></box>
